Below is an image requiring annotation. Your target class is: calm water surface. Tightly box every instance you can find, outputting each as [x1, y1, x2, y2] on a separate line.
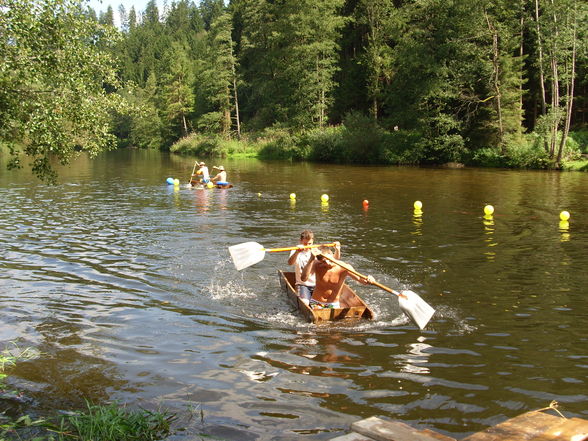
[1, 150, 587, 440]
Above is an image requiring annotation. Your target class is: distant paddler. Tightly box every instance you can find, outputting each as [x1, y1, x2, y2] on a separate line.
[190, 161, 210, 186]
[211, 165, 230, 187]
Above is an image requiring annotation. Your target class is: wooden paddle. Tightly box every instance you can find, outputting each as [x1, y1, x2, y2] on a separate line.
[318, 253, 435, 330]
[188, 160, 198, 185]
[229, 242, 337, 271]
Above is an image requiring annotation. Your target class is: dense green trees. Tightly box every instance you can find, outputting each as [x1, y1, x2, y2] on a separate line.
[0, 0, 126, 182]
[107, 0, 586, 166]
[2, 0, 587, 180]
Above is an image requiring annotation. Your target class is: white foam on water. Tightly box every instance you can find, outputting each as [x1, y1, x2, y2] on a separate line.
[209, 279, 257, 301]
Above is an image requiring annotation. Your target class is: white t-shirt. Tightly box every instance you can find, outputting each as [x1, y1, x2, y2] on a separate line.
[289, 249, 315, 287]
[199, 166, 210, 181]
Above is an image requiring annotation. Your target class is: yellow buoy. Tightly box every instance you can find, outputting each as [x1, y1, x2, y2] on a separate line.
[560, 210, 570, 221]
[257, 193, 262, 197]
[290, 193, 296, 200]
[321, 194, 329, 202]
[414, 200, 422, 210]
[484, 205, 494, 216]
[206, 181, 214, 188]
[173, 178, 180, 186]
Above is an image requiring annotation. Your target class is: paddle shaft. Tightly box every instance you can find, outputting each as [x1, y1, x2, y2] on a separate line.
[319, 253, 407, 299]
[266, 243, 336, 253]
[188, 160, 198, 184]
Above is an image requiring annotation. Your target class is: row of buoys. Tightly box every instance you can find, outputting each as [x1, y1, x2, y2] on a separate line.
[290, 193, 330, 202]
[287, 194, 572, 223]
[411, 200, 570, 222]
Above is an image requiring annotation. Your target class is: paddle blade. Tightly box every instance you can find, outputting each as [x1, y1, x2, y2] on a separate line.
[398, 290, 435, 330]
[229, 242, 266, 270]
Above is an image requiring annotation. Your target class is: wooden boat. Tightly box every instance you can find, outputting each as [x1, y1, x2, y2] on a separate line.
[278, 270, 374, 323]
[190, 181, 233, 189]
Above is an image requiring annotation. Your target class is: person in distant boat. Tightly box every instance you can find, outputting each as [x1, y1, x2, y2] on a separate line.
[301, 246, 373, 309]
[191, 162, 210, 186]
[288, 230, 340, 305]
[211, 165, 228, 186]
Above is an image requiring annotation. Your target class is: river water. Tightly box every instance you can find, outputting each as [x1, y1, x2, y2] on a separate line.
[1, 150, 587, 440]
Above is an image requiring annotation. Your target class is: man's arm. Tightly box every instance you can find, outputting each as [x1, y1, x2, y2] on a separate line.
[287, 245, 304, 265]
[301, 253, 317, 281]
[333, 241, 341, 259]
[344, 265, 374, 285]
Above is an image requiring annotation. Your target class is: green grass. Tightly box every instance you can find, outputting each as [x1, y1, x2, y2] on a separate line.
[169, 133, 261, 158]
[57, 401, 176, 441]
[0, 402, 177, 441]
[1, 344, 177, 441]
[562, 158, 588, 171]
[1, 343, 36, 385]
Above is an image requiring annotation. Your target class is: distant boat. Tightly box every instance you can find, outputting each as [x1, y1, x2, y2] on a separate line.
[190, 181, 233, 189]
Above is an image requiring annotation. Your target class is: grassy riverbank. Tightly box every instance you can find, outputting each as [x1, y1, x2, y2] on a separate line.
[0, 344, 178, 441]
[169, 122, 588, 171]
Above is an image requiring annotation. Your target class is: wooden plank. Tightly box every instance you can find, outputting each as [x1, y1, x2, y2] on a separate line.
[330, 433, 376, 441]
[544, 417, 588, 439]
[336, 412, 588, 441]
[351, 417, 444, 441]
[462, 411, 564, 441]
[419, 428, 458, 441]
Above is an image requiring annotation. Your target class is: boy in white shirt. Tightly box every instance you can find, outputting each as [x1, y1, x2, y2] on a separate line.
[287, 230, 340, 304]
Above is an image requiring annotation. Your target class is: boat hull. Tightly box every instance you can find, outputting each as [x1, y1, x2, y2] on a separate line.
[190, 182, 233, 189]
[278, 270, 374, 323]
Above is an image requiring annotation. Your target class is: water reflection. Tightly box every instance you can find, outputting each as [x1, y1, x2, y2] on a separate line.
[193, 188, 211, 212]
[559, 220, 570, 242]
[483, 214, 497, 261]
[412, 209, 423, 236]
[217, 188, 229, 211]
[2, 151, 588, 441]
[395, 336, 432, 374]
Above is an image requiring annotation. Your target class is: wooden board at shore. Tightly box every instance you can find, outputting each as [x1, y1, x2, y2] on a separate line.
[330, 411, 588, 441]
[462, 411, 588, 441]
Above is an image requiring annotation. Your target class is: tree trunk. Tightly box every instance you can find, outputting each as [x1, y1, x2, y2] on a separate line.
[556, 0, 577, 165]
[229, 33, 241, 139]
[232, 62, 241, 139]
[182, 113, 188, 135]
[519, 0, 525, 117]
[223, 86, 232, 139]
[485, 11, 504, 150]
[550, 58, 560, 158]
[534, 0, 548, 121]
[548, 0, 560, 159]
[317, 55, 325, 128]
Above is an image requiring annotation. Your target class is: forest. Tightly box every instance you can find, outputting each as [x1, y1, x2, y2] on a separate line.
[2, 0, 588, 182]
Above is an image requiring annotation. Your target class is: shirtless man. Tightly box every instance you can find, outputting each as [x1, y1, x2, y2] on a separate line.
[211, 165, 227, 183]
[301, 246, 373, 309]
[287, 230, 340, 305]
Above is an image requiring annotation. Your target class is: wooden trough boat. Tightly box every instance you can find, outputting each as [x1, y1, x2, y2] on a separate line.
[190, 182, 234, 189]
[278, 270, 374, 323]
